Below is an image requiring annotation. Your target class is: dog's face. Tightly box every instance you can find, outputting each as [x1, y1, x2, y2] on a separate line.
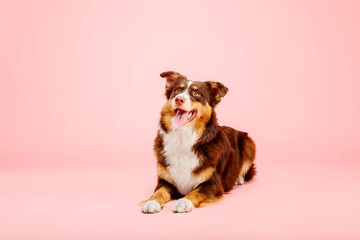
[159, 71, 228, 132]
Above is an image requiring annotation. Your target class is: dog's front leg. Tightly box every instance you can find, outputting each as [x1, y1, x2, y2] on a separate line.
[142, 180, 173, 214]
[172, 177, 223, 213]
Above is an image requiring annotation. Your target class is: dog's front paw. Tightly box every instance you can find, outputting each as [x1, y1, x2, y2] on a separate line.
[172, 198, 194, 213]
[142, 200, 161, 214]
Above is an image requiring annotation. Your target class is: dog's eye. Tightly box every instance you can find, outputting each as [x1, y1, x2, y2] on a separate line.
[175, 87, 181, 94]
[193, 91, 201, 97]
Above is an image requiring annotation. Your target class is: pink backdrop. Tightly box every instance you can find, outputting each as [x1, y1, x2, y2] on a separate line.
[0, 0, 359, 239]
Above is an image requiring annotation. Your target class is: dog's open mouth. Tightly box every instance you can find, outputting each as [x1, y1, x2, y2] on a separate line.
[171, 108, 197, 128]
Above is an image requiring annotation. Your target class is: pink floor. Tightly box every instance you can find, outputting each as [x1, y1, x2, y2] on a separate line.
[1, 156, 359, 240]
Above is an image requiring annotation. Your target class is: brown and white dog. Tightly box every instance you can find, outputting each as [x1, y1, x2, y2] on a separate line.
[142, 71, 256, 213]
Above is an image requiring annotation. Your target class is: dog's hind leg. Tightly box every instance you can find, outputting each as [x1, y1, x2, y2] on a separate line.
[235, 136, 256, 185]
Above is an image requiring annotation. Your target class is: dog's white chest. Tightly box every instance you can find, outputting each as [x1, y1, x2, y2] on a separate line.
[161, 127, 201, 196]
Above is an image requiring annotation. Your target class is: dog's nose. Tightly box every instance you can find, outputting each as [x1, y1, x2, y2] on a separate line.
[175, 96, 185, 105]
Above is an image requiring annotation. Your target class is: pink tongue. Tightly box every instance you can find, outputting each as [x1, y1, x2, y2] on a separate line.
[171, 111, 188, 128]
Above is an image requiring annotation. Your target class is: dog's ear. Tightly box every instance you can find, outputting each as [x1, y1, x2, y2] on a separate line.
[206, 81, 228, 104]
[160, 71, 186, 90]
[160, 71, 186, 98]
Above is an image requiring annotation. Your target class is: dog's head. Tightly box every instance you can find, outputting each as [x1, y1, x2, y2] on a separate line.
[159, 71, 228, 133]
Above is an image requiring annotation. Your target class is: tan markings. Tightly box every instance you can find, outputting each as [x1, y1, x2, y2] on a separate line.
[192, 85, 198, 90]
[170, 73, 180, 80]
[198, 195, 223, 208]
[146, 186, 171, 207]
[190, 102, 212, 137]
[161, 100, 174, 132]
[192, 167, 215, 183]
[240, 160, 252, 178]
[208, 81, 217, 88]
[180, 83, 185, 88]
[157, 162, 175, 185]
[184, 189, 207, 207]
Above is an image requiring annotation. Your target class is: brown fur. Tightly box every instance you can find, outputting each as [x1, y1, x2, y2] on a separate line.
[159, 100, 174, 133]
[142, 71, 256, 213]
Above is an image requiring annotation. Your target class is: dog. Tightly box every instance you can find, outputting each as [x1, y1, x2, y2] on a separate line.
[141, 71, 256, 213]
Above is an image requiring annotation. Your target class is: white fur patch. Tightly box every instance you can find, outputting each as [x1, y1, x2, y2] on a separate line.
[142, 200, 161, 213]
[171, 81, 193, 111]
[235, 176, 245, 185]
[161, 126, 202, 196]
[172, 198, 194, 213]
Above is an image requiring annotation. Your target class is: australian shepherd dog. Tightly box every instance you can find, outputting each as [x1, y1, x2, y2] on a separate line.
[142, 71, 256, 213]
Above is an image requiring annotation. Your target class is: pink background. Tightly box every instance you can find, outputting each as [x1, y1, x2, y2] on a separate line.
[0, 0, 359, 239]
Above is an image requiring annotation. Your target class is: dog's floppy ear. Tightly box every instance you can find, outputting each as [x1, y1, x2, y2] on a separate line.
[206, 81, 228, 104]
[160, 71, 186, 89]
[160, 71, 186, 99]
